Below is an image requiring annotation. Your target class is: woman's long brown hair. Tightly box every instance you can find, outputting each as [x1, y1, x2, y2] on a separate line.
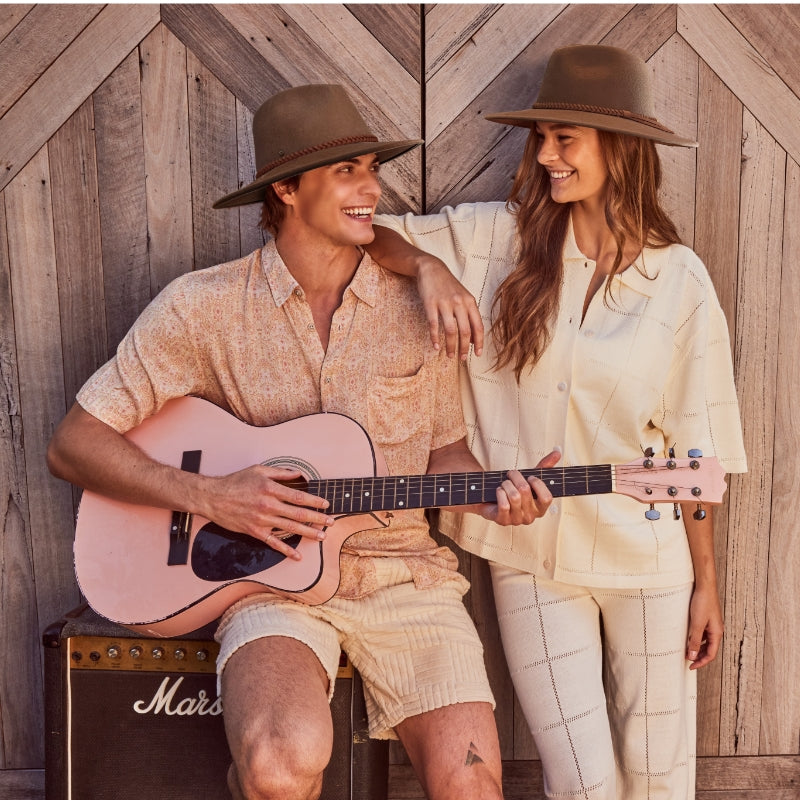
[491, 128, 683, 380]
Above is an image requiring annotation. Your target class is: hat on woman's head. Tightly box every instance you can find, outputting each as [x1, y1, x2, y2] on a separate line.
[485, 45, 697, 148]
[213, 84, 423, 209]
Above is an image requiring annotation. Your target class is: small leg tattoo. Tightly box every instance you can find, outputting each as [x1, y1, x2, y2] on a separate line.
[465, 741, 485, 767]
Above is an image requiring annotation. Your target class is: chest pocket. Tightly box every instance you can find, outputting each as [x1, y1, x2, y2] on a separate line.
[367, 361, 435, 473]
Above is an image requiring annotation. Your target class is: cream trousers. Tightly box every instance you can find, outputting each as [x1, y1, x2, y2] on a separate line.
[491, 564, 696, 800]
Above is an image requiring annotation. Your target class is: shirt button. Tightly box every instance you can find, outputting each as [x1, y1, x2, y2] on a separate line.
[324, 377, 332, 384]
[557, 381, 567, 391]
[543, 559, 552, 570]
[307, 323, 315, 330]
[294, 288, 302, 297]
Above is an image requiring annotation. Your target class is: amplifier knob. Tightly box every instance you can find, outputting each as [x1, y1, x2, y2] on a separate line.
[129, 646, 142, 659]
[174, 648, 186, 660]
[195, 648, 209, 662]
[107, 646, 121, 659]
[151, 647, 165, 660]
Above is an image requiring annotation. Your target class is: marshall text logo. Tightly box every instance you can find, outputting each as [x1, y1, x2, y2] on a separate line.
[133, 676, 223, 716]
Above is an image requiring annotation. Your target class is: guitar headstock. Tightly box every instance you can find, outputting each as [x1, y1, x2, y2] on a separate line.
[614, 453, 727, 519]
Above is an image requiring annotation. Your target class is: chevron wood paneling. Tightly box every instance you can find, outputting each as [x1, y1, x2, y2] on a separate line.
[0, 5, 798, 797]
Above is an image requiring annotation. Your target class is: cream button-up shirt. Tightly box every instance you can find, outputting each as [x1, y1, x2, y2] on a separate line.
[376, 203, 747, 588]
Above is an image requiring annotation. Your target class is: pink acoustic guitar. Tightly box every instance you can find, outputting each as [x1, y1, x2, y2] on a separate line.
[73, 396, 728, 637]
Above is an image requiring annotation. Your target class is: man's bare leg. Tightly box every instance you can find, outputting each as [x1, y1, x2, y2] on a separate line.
[396, 701, 503, 800]
[222, 636, 332, 800]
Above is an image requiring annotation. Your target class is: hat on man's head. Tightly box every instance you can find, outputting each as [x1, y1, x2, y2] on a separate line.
[485, 45, 697, 148]
[213, 84, 422, 209]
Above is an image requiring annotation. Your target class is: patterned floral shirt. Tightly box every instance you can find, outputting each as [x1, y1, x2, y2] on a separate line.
[77, 240, 468, 598]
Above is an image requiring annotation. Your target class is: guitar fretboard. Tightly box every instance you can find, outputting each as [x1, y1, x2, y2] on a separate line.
[307, 465, 615, 515]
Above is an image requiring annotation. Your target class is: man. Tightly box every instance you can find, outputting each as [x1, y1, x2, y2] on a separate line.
[47, 84, 554, 800]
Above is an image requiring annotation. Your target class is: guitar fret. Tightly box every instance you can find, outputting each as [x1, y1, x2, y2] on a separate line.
[318, 465, 619, 514]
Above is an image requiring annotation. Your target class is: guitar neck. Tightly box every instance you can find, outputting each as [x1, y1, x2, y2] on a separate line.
[307, 465, 614, 515]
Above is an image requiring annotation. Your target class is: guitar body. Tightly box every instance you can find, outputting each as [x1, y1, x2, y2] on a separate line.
[74, 397, 389, 637]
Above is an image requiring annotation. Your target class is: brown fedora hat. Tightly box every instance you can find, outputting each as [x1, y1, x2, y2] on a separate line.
[214, 84, 422, 209]
[485, 45, 697, 148]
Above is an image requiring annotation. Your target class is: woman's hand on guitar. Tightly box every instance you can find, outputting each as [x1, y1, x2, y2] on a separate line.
[199, 464, 334, 561]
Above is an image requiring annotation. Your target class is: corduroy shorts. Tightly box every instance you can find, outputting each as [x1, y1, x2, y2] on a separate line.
[491, 563, 697, 800]
[216, 557, 495, 740]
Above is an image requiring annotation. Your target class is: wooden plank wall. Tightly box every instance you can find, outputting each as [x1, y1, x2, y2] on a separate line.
[0, 5, 798, 798]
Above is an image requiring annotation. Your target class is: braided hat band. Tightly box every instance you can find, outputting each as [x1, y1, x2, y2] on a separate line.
[255, 136, 379, 179]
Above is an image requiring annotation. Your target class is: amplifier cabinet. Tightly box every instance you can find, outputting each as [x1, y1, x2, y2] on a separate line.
[44, 605, 388, 800]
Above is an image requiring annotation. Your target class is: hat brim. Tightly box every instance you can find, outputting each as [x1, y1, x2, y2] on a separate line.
[213, 139, 423, 209]
[485, 108, 697, 148]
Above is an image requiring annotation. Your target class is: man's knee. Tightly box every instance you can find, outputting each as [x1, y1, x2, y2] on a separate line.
[229, 710, 332, 800]
[230, 735, 329, 800]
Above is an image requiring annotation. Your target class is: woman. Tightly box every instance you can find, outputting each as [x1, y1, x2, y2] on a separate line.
[368, 45, 747, 799]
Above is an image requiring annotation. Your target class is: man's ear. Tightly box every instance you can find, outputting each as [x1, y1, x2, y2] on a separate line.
[272, 181, 294, 206]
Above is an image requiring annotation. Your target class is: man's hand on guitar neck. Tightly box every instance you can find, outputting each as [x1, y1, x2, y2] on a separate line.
[47, 403, 335, 562]
[427, 439, 558, 526]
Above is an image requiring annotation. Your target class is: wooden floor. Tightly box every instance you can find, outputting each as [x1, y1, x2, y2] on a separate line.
[5, 756, 797, 799]
[389, 757, 800, 799]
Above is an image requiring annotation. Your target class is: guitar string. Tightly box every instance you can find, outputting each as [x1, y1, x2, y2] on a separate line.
[308, 463, 711, 513]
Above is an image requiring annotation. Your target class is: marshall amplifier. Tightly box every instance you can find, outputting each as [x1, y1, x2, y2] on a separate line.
[44, 604, 388, 799]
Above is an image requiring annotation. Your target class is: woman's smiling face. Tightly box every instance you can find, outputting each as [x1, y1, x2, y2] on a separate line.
[535, 122, 608, 208]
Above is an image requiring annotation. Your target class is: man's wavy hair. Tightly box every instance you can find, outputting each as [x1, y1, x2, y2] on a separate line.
[491, 128, 682, 380]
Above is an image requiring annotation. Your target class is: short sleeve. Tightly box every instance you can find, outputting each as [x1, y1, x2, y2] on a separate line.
[658, 268, 747, 474]
[77, 279, 206, 433]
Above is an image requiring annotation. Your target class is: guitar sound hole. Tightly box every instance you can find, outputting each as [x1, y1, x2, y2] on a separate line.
[191, 522, 302, 581]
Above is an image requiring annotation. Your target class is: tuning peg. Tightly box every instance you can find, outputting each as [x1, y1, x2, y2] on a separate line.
[669, 446, 676, 458]
[688, 449, 703, 458]
[646, 505, 661, 521]
[693, 504, 706, 521]
[673, 504, 681, 521]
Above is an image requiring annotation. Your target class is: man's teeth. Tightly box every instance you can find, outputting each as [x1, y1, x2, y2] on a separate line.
[344, 207, 373, 216]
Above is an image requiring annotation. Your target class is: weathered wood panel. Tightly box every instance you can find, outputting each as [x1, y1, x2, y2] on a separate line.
[0, 4, 103, 119]
[140, 23, 194, 294]
[3, 150, 75, 768]
[48, 98, 107, 409]
[723, 113, 784, 757]
[187, 49, 241, 271]
[678, 4, 800, 166]
[0, 4, 160, 191]
[692, 61, 743, 758]
[0, 4, 798, 796]
[0, 5, 35, 42]
[763, 156, 800, 755]
[93, 50, 152, 354]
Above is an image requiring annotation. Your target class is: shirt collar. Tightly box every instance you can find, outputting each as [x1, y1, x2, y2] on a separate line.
[262, 240, 380, 308]
[564, 216, 664, 298]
